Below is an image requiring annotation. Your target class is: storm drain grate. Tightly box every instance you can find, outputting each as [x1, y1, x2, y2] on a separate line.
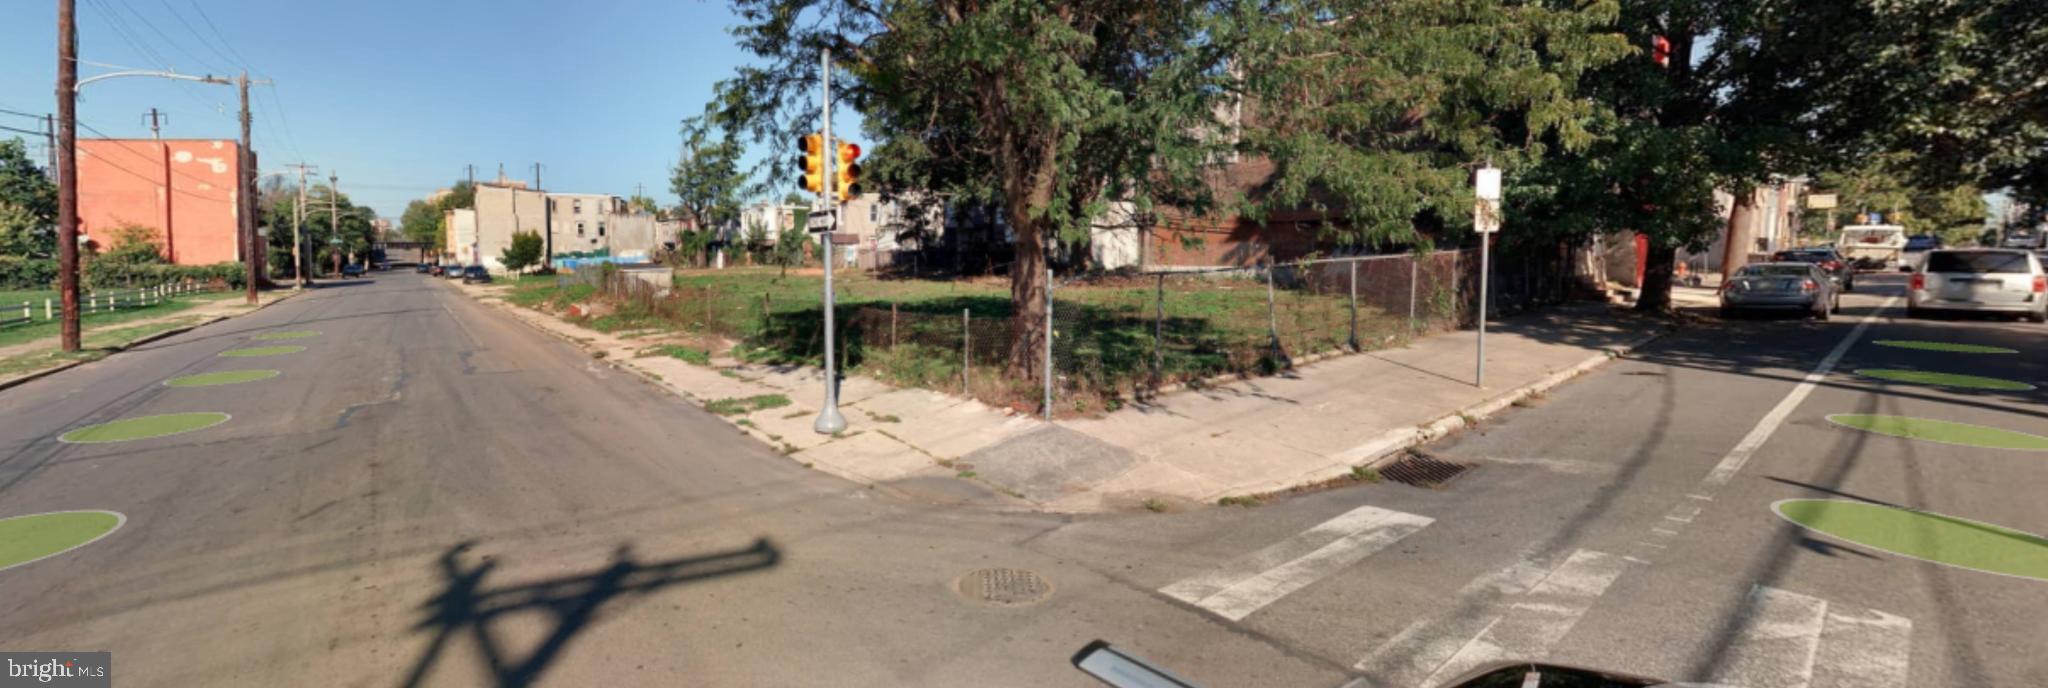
[955, 568, 1053, 606]
[1380, 452, 1474, 489]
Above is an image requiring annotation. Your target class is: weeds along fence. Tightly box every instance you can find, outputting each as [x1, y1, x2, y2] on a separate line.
[564, 246, 1574, 417]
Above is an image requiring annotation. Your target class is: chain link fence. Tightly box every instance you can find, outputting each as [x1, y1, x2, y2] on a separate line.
[551, 245, 1575, 419]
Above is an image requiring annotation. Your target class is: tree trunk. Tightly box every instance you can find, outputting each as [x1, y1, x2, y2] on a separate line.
[1720, 191, 1757, 283]
[1002, 130, 1059, 384]
[1637, 242, 1677, 312]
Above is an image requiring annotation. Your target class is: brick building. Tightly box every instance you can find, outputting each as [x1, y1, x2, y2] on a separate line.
[76, 138, 250, 265]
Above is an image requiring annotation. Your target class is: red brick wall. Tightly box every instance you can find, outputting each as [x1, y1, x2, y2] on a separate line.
[77, 139, 244, 265]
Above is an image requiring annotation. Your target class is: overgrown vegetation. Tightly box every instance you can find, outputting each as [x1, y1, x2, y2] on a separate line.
[705, 394, 793, 416]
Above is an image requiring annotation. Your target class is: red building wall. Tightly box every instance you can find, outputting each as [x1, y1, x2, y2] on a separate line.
[77, 138, 246, 265]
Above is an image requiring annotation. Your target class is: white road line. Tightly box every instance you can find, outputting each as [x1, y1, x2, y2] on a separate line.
[1161, 504, 1433, 621]
[1357, 550, 1631, 686]
[1811, 607, 1913, 688]
[1702, 298, 1897, 489]
[1707, 586, 1830, 688]
[1353, 555, 1555, 682]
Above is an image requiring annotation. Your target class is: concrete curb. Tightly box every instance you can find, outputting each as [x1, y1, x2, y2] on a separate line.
[0, 289, 300, 393]
[1223, 323, 1676, 502]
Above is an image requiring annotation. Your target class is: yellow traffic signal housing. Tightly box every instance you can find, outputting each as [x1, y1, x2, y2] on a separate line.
[834, 141, 862, 202]
[796, 133, 826, 193]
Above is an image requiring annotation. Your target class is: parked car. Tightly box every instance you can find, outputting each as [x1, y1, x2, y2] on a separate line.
[415, 263, 433, 274]
[442, 265, 468, 279]
[375, 261, 392, 271]
[460, 266, 493, 284]
[1770, 247, 1854, 292]
[1835, 224, 1907, 271]
[1907, 249, 2048, 322]
[340, 263, 366, 278]
[1901, 234, 1942, 272]
[1720, 262, 1840, 320]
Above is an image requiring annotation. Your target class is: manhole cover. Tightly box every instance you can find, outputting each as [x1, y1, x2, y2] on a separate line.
[1381, 452, 1473, 489]
[955, 568, 1052, 606]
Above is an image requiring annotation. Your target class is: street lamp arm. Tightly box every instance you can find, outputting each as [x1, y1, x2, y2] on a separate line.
[75, 70, 232, 91]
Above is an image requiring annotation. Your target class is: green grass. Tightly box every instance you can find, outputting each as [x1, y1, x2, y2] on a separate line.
[655, 345, 712, 365]
[0, 291, 236, 348]
[83, 317, 204, 349]
[513, 266, 1407, 414]
[0, 349, 103, 377]
[0, 289, 56, 305]
[705, 394, 794, 416]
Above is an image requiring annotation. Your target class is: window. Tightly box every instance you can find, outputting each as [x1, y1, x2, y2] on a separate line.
[573, 199, 582, 214]
[870, 205, 878, 223]
[576, 222, 585, 236]
[1928, 251, 2030, 274]
[597, 223, 606, 237]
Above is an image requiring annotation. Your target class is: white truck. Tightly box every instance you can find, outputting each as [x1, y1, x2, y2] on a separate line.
[1836, 224, 1908, 271]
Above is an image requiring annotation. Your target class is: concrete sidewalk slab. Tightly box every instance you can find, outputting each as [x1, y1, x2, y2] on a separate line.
[958, 425, 1137, 503]
[453, 277, 1668, 514]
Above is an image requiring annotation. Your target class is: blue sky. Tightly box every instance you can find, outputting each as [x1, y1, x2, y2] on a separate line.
[0, 0, 826, 218]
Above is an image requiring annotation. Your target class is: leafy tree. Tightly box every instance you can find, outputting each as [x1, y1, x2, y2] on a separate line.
[0, 139, 55, 259]
[627, 194, 664, 219]
[774, 225, 808, 276]
[1876, 1, 2048, 202]
[101, 223, 165, 265]
[718, 0, 1255, 379]
[744, 218, 772, 264]
[501, 230, 544, 274]
[672, 114, 747, 232]
[437, 180, 476, 211]
[1510, 0, 1908, 310]
[400, 200, 442, 254]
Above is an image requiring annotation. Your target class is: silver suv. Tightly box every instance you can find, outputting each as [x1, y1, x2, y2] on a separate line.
[1908, 249, 2048, 322]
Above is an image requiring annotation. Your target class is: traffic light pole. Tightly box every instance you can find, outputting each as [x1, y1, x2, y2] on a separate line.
[814, 48, 847, 434]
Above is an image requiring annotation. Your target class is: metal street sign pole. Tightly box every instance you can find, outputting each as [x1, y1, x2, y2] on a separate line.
[1474, 163, 1502, 389]
[813, 48, 847, 434]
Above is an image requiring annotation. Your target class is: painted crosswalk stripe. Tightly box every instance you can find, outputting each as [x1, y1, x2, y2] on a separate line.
[1160, 504, 1432, 621]
[1355, 549, 1631, 686]
[1708, 585, 1912, 688]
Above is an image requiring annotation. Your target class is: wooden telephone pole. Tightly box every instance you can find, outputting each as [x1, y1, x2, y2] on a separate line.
[56, 0, 80, 351]
[147, 108, 175, 262]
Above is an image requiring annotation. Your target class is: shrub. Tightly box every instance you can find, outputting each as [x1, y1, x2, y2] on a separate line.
[0, 256, 57, 289]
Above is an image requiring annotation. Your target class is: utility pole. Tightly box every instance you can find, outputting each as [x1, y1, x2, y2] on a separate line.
[147, 107, 175, 262]
[329, 172, 340, 277]
[814, 47, 847, 434]
[285, 163, 316, 287]
[535, 162, 550, 269]
[238, 72, 258, 304]
[56, 0, 80, 352]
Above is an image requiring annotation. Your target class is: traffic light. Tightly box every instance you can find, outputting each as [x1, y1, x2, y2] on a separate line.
[834, 141, 862, 203]
[796, 133, 826, 193]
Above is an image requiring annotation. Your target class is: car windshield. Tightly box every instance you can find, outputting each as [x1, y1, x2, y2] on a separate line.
[1927, 252, 2031, 273]
[1740, 265, 1811, 277]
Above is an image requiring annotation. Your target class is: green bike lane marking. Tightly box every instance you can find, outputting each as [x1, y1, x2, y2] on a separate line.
[1774, 499, 2048, 582]
[1827, 414, 2048, 451]
[0, 511, 126, 573]
[59, 412, 231, 444]
[219, 345, 305, 357]
[252, 330, 319, 341]
[1855, 369, 2036, 391]
[164, 370, 281, 387]
[1872, 340, 2018, 354]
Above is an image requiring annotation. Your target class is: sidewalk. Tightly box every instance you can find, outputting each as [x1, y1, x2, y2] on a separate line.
[456, 280, 1670, 512]
[0, 289, 298, 389]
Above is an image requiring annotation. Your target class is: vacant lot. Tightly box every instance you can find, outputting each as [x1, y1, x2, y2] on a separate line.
[506, 266, 1425, 414]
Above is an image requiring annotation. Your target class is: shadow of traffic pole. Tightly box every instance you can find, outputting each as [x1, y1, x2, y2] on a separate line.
[400, 537, 781, 688]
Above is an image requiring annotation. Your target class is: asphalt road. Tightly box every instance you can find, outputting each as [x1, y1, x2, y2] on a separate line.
[3, 270, 2042, 687]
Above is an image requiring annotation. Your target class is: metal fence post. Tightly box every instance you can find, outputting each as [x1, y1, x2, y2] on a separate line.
[891, 302, 899, 348]
[1347, 260, 1359, 350]
[1043, 269, 1053, 420]
[962, 308, 970, 396]
[1152, 273, 1164, 390]
[1265, 260, 1284, 364]
[1408, 254, 1418, 329]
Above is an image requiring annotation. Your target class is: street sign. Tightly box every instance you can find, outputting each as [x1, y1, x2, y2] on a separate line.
[1806, 193, 1838, 210]
[806, 211, 837, 232]
[1474, 198, 1502, 234]
[825, 232, 859, 244]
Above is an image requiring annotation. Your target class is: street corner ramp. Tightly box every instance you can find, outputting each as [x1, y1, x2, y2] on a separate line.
[960, 425, 1136, 503]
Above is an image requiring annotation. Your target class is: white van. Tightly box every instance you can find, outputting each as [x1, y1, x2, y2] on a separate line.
[1836, 224, 1907, 271]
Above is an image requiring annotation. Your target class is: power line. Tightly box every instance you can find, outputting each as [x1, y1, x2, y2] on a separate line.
[186, 1, 254, 71]
[158, 0, 240, 72]
[110, 0, 221, 74]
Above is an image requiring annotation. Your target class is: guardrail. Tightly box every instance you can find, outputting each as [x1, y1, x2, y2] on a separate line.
[0, 280, 223, 330]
